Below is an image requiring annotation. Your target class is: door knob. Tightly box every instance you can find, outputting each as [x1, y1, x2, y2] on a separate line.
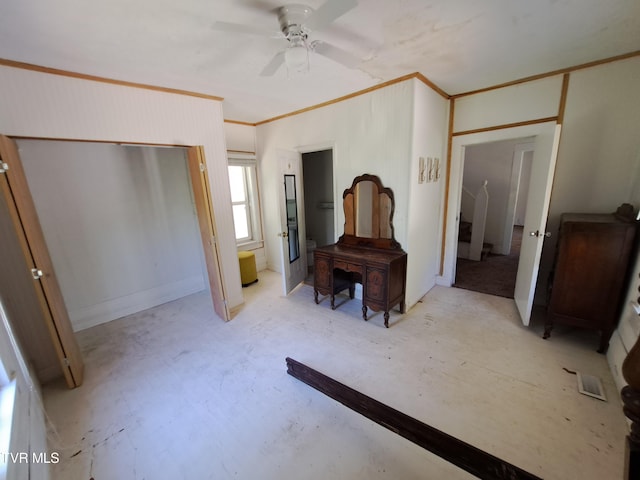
[529, 230, 551, 238]
[278, 231, 289, 238]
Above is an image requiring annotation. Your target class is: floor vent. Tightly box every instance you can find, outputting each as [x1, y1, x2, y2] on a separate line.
[576, 372, 607, 401]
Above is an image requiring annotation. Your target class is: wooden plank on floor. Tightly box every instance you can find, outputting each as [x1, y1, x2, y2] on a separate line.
[286, 357, 542, 480]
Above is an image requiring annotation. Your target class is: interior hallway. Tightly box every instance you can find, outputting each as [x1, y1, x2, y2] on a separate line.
[43, 270, 627, 479]
[454, 226, 523, 298]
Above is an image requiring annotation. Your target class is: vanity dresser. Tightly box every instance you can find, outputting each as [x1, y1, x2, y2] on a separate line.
[313, 174, 407, 327]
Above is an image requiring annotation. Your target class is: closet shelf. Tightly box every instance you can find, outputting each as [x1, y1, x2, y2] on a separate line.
[317, 202, 334, 209]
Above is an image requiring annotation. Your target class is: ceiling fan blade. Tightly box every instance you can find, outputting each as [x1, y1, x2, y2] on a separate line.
[239, 0, 279, 13]
[312, 41, 360, 69]
[306, 0, 358, 31]
[260, 51, 285, 76]
[212, 21, 278, 37]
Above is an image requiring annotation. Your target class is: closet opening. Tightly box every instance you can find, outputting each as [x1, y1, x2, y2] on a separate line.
[17, 139, 225, 336]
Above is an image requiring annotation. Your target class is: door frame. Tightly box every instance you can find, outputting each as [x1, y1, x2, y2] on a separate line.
[297, 142, 337, 246]
[442, 122, 560, 289]
[277, 142, 336, 293]
[1, 136, 229, 387]
[277, 148, 307, 295]
[503, 142, 535, 255]
[301, 147, 335, 276]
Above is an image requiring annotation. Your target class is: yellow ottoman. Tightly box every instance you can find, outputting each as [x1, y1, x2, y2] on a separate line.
[238, 251, 258, 287]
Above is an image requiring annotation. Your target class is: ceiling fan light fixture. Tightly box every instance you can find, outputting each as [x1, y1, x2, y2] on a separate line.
[284, 35, 309, 75]
[223, 1, 360, 77]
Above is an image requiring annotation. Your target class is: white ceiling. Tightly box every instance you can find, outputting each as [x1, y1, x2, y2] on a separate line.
[1, 0, 639, 124]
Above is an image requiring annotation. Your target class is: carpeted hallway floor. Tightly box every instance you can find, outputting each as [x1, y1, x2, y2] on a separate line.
[454, 225, 522, 298]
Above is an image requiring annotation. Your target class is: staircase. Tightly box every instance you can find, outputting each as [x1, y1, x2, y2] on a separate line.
[457, 181, 492, 261]
[458, 220, 492, 260]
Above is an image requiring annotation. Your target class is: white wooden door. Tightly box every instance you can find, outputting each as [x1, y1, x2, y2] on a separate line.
[186, 146, 229, 320]
[0, 135, 84, 387]
[277, 149, 307, 295]
[514, 124, 562, 325]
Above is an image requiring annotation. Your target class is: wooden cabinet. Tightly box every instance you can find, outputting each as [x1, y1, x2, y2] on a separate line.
[313, 244, 407, 328]
[545, 211, 638, 352]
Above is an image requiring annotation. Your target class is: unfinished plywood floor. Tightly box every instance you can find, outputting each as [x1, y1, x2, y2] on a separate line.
[43, 270, 628, 479]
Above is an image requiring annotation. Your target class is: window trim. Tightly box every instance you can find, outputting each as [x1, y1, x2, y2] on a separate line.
[228, 153, 264, 250]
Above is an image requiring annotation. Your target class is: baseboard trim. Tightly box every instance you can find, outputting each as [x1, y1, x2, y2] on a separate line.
[37, 364, 62, 384]
[71, 275, 205, 331]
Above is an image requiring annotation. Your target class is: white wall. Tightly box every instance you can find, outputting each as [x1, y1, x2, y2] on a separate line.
[257, 80, 414, 275]
[539, 57, 640, 293]
[0, 65, 243, 317]
[406, 80, 449, 305]
[453, 75, 563, 132]
[19, 141, 206, 331]
[257, 78, 448, 309]
[223, 122, 256, 153]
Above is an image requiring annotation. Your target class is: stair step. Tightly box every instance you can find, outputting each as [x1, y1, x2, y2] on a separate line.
[458, 221, 472, 242]
[481, 243, 493, 260]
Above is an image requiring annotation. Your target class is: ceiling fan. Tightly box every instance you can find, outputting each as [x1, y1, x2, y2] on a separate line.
[212, 0, 360, 76]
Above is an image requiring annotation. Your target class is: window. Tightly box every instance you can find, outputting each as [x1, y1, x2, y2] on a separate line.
[228, 155, 263, 249]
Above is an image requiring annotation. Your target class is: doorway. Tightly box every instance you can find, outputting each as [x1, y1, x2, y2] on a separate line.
[453, 137, 534, 298]
[17, 139, 222, 331]
[301, 149, 334, 284]
[443, 121, 561, 325]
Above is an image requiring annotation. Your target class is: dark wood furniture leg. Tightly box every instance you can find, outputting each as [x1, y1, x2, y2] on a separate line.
[384, 311, 389, 328]
[599, 329, 614, 354]
[314, 289, 319, 304]
[542, 318, 553, 339]
[362, 304, 368, 321]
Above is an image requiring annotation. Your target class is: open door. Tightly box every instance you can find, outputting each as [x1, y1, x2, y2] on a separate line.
[0, 135, 83, 388]
[186, 146, 229, 321]
[277, 149, 306, 295]
[514, 124, 562, 325]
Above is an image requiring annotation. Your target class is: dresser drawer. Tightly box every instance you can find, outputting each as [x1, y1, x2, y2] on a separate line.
[333, 259, 363, 275]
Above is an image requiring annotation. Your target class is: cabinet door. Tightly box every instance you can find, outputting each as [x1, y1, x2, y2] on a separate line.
[365, 266, 387, 304]
[314, 255, 332, 290]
